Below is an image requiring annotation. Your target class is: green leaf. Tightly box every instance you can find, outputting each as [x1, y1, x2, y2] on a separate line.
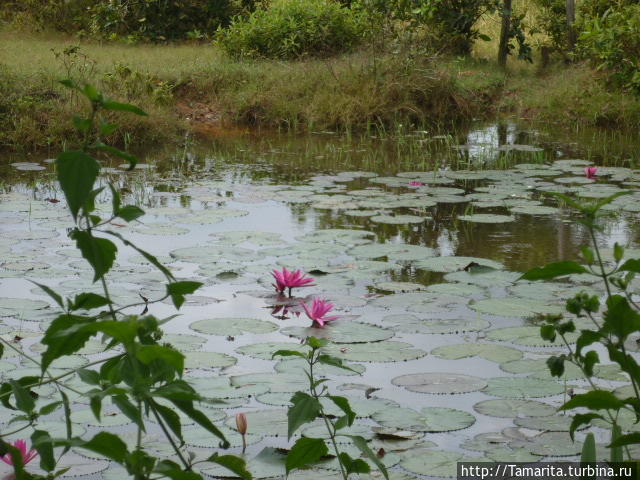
[112, 395, 144, 431]
[31, 282, 64, 308]
[307, 336, 329, 349]
[60, 390, 72, 454]
[92, 142, 138, 170]
[611, 424, 623, 462]
[345, 434, 389, 480]
[286, 437, 328, 474]
[288, 392, 321, 440]
[82, 84, 101, 102]
[569, 413, 603, 440]
[90, 395, 102, 422]
[619, 259, 640, 274]
[154, 460, 202, 480]
[39, 401, 63, 416]
[272, 349, 307, 360]
[116, 205, 145, 222]
[317, 355, 360, 374]
[72, 115, 92, 132]
[70, 230, 117, 282]
[540, 325, 557, 343]
[105, 230, 175, 281]
[520, 261, 589, 281]
[32, 430, 55, 472]
[10, 380, 35, 413]
[137, 345, 185, 373]
[70, 292, 111, 311]
[170, 400, 227, 445]
[59, 78, 78, 90]
[78, 432, 128, 463]
[153, 402, 183, 443]
[603, 295, 640, 341]
[206, 453, 252, 480]
[580, 246, 595, 264]
[109, 183, 121, 216]
[546, 355, 565, 377]
[56, 151, 100, 220]
[99, 121, 119, 136]
[151, 381, 199, 402]
[614, 243, 625, 263]
[77, 369, 100, 385]
[561, 390, 625, 412]
[576, 330, 602, 355]
[339, 452, 370, 475]
[609, 432, 640, 449]
[583, 350, 599, 377]
[327, 396, 355, 428]
[102, 99, 148, 116]
[167, 281, 203, 309]
[581, 432, 597, 467]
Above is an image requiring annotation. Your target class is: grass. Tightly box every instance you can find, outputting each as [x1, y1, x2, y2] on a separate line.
[1, 28, 639, 152]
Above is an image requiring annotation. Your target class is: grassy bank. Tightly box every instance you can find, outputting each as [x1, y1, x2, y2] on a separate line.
[1, 30, 639, 152]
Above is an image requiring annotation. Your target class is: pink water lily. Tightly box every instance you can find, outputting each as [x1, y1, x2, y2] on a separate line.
[584, 166, 598, 179]
[1, 440, 38, 466]
[300, 298, 339, 328]
[408, 181, 425, 187]
[272, 267, 315, 296]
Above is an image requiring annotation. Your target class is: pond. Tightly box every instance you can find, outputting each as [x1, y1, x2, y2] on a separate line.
[1, 121, 639, 479]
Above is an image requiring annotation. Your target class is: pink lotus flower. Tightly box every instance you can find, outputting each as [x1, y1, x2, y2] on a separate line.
[1, 440, 38, 466]
[408, 181, 425, 187]
[584, 167, 598, 179]
[272, 267, 315, 296]
[300, 298, 339, 328]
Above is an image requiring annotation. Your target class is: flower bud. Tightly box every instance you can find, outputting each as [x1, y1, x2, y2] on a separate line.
[235, 413, 248, 435]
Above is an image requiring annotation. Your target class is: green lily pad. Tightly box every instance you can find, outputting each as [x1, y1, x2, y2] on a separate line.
[382, 314, 490, 334]
[231, 372, 308, 393]
[223, 409, 292, 437]
[514, 414, 574, 431]
[392, 372, 487, 394]
[484, 377, 564, 398]
[458, 214, 515, 223]
[349, 243, 435, 261]
[511, 205, 561, 215]
[431, 343, 523, 363]
[511, 431, 583, 456]
[487, 325, 578, 346]
[500, 358, 585, 380]
[322, 341, 426, 362]
[274, 358, 365, 376]
[374, 282, 427, 293]
[473, 399, 556, 418]
[370, 214, 428, 224]
[280, 320, 393, 344]
[471, 298, 564, 318]
[236, 342, 307, 360]
[184, 352, 237, 370]
[70, 407, 132, 426]
[400, 449, 488, 477]
[203, 447, 286, 479]
[372, 407, 475, 432]
[190, 317, 279, 335]
[184, 424, 263, 449]
[415, 256, 503, 273]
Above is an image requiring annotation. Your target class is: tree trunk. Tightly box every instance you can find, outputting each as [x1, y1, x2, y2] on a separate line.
[498, 0, 512, 68]
[566, 0, 576, 52]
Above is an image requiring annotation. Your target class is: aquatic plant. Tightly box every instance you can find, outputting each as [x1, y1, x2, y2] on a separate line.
[274, 337, 389, 479]
[522, 190, 640, 461]
[301, 298, 340, 328]
[584, 166, 597, 179]
[0, 440, 38, 466]
[0, 82, 251, 480]
[271, 267, 315, 296]
[235, 413, 248, 454]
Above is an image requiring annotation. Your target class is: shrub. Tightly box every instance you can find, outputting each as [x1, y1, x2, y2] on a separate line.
[216, 0, 365, 59]
[88, 0, 243, 41]
[578, 4, 640, 94]
[0, 0, 96, 32]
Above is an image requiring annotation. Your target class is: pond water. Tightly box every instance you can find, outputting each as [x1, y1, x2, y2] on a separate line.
[1, 122, 640, 479]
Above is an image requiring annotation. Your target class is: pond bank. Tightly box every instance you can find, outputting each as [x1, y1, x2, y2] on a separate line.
[2, 31, 640, 152]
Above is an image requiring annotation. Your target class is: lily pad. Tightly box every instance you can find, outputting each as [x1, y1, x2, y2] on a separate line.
[392, 372, 487, 394]
[415, 256, 503, 273]
[487, 325, 578, 346]
[471, 298, 564, 318]
[372, 407, 475, 432]
[400, 449, 488, 477]
[236, 342, 307, 360]
[458, 214, 515, 223]
[184, 352, 237, 370]
[382, 314, 490, 334]
[322, 341, 426, 362]
[511, 431, 583, 456]
[473, 399, 556, 418]
[483, 377, 564, 398]
[281, 320, 393, 344]
[190, 317, 279, 336]
[431, 343, 522, 363]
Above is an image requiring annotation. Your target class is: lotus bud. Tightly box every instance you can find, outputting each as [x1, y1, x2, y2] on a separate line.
[235, 413, 248, 435]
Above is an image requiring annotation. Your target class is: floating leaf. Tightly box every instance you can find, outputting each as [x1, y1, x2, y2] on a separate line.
[392, 372, 487, 394]
[190, 317, 278, 336]
[281, 320, 392, 344]
[372, 407, 475, 432]
[431, 344, 522, 363]
[473, 399, 556, 418]
[483, 377, 564, 398]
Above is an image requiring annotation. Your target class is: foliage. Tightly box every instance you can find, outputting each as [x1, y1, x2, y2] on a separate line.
[216, 0, 365, 59]
[522, 190, 640, 460]
[88, 0, 242, 41]
[0, 83, 250, 480]
[274, 337, 389, 479]
[531, 0, 569, 52]
[578, 4, 640, 94]
[0, 0, 95, 33]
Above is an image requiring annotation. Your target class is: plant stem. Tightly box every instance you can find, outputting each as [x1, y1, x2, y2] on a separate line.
[149, 401, 190, 470]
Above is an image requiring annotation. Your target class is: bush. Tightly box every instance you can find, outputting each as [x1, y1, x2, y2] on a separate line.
[578, 4, 640, 94]
[88, 0, 243, 41]
[0, 0, 96, 32]
[217, 0, 365, 59]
